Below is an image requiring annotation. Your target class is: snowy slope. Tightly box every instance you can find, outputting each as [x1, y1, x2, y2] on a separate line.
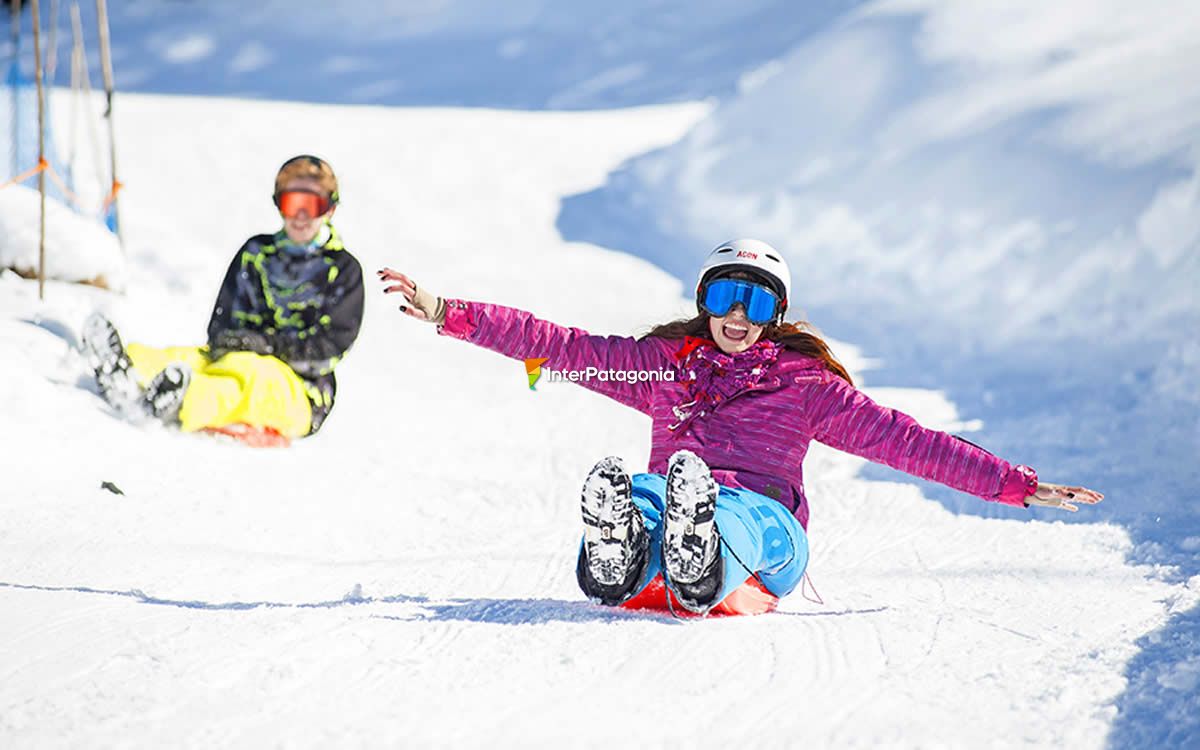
[557, 2, 1200, 526]
[556, 6, 1200, 741]
[0, 93, 1195, 748]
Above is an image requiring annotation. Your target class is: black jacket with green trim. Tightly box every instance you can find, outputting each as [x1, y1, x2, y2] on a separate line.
[206, 224, 364, 433]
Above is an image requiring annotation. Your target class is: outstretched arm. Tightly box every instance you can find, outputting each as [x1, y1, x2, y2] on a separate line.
[807, 373, 1102, 512]
[378, 268, 670, 413]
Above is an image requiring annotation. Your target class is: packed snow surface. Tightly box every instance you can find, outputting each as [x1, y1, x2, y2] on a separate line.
[0, 93, 1193, 748]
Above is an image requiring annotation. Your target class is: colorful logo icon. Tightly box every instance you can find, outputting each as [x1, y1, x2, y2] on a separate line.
[524, 358, 549, 390]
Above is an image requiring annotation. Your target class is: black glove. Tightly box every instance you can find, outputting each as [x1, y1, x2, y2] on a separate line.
[285, 358, 330, 379]
[209, 329, 276, 358]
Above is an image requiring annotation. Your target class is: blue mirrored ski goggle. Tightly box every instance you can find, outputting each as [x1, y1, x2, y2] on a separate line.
[699, 278, 782, 324]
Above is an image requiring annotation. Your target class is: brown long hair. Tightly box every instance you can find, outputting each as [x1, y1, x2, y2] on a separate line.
[642, 313, 853, 385]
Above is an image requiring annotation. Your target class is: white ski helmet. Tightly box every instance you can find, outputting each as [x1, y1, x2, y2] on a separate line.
[696, 239, 792, 322]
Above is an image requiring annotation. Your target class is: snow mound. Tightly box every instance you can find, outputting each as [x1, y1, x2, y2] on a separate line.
[0, 184, 125, 290]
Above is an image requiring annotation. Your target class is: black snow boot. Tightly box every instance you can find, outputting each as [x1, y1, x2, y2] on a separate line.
[142, 363, 192, 425]
[663, 449, 724, 613]
[82, 312, 143, 413]
[576, 456, 649, 606]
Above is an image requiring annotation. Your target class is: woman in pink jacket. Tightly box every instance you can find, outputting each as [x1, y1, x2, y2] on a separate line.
[378, 239, 1101, 617]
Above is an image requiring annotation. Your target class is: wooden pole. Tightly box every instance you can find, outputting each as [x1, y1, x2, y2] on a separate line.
[69, 2, 102, 203]
[94, 0, 121, 247]
[9, 0, 19, 179]
[45, 0, 59, 80]
[9, 1, 18, 51]
[32, 0, 47, 301]
[67, 0, 80, 176]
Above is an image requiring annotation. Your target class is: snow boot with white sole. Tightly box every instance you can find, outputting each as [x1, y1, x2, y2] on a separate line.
[82, 313, 144, 414]
[663, 449, 724, 612]
[576, 456, 649, 605]
[142, 362, 192, 425]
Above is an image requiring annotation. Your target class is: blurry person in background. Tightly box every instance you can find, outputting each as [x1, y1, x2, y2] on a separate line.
[82, 155, 364, 446]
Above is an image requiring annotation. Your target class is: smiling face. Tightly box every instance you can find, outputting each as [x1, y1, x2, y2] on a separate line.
[279, 176, 335, 244]
[708, 305, 765, 354]
[701, 269, 774, 353]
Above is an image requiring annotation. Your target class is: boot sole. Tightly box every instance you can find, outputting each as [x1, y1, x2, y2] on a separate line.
[144, 365, 192, 422]
[580, 456, 641, 586]
[663, 450, 720, 585]
[82, 314, 141, 410]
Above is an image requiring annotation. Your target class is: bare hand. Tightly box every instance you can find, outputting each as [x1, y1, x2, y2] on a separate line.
[377, 268, 445, 324]
[1027, 482, 1104, 513]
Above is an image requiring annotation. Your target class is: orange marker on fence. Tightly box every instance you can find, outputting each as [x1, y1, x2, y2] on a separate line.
[0, 157, 49, 192]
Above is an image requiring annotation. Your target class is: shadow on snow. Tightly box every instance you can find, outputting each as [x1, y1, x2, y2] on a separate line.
[0, 580, 889, 626]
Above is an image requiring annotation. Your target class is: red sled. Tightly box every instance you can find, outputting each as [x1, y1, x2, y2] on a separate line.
[202, 423, 292, 448]
[620, 574, 778, 617]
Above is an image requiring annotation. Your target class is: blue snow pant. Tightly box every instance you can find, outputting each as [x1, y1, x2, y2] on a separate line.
[579, 473, 809, 606]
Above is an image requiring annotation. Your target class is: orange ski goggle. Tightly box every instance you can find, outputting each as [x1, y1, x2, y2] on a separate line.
[274, 189, 333, 218]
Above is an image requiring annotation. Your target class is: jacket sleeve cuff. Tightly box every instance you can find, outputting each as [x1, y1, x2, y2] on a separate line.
[437, 298, 477, 341]
[996, 464, 1038, 507]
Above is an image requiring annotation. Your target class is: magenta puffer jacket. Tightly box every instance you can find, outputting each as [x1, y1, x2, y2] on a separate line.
[438, 299, 1038, 528]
